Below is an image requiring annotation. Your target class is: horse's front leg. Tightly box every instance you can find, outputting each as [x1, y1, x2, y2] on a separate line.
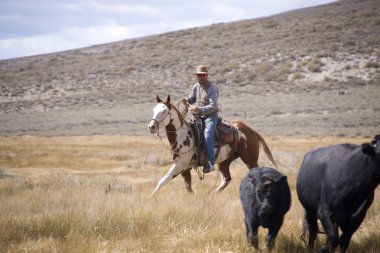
[150, 163, 182, 197]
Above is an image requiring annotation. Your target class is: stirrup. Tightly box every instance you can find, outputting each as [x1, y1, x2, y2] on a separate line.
[203, 162, 215, 173]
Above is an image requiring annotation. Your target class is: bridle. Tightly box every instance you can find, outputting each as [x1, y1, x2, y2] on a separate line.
[151, 106, 171, 134]
[151, 103, 194, 155]
[151, 102, 191, 135]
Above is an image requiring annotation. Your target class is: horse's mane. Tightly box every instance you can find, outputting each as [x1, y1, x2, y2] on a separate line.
[171, 100, 188, 126]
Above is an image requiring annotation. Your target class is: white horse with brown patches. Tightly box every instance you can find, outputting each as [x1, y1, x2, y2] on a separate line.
[148, 95, 277, 196]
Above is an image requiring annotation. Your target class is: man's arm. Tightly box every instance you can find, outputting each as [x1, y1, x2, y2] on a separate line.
[186, 84, 197, 105]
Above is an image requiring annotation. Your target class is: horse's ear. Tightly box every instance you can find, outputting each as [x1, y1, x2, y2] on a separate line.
[156, 94, 162, 103]
[166, 95, 171, 104]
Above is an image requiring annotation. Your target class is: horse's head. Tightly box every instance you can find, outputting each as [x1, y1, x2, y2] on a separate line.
[148, 95, 172, 134]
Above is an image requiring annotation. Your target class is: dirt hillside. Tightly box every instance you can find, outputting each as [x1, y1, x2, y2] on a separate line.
[0, 0, 379, 137]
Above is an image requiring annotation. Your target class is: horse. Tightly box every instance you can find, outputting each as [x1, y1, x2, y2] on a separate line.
[148, 95, 277, 196]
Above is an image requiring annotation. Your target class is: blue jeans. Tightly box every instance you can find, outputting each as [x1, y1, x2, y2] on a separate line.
[202, 114, 218, 166]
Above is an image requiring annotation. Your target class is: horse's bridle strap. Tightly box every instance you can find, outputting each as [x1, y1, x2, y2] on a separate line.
[151, 108, 171, 133]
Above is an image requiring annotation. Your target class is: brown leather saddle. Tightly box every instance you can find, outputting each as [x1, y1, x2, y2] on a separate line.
[189, 117, 239, 167]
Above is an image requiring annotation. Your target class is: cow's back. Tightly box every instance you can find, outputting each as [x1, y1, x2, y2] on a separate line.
[296, 137, 380, 253]
[296, 144, 358, 209]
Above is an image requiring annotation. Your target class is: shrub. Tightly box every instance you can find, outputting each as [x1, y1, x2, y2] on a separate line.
[221, 62, 235, 73]
[296, 58, 310, 69]
[307, 58, 323, 72]
[365, 61, 379, 68]
[0, 168, 12, 178]
[277, 63, 293, 75]
[290, 73, 305, 81]
[308, 63, 321, 72]
[342, 38, 355, 47]
[344, 64, 352, 70]
[255, 62, 272, 75]
[263, 20, 279, 29]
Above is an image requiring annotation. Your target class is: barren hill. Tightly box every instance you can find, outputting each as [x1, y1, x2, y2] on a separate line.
[0, 0, 379, 137]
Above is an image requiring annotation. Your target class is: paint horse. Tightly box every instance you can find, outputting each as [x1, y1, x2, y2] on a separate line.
[148, 95, 277, 196]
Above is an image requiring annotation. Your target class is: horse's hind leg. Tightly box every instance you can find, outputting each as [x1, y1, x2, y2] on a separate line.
[239, 142, 259, 169]
[181, 169, 193, 193]
[215, 158, 233, 192]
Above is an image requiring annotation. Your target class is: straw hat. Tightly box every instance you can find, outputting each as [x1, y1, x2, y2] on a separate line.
[193, 65, 210, 75]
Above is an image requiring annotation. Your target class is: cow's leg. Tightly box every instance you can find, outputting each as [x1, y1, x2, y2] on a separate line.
[266, 218, 283, 250]
[339, 193, 374, 253]
[245, 219, 259, 249]
[318, 204, 338, 253]
[304, 208, 318, 250]
[150, 163, 181, 196]
[215, 158, 233, 192]
[180, 168, 193, 193]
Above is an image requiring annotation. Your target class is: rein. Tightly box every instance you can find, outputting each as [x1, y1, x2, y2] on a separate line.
[153, 106, 193, 155]
[151, 108, 171, 133]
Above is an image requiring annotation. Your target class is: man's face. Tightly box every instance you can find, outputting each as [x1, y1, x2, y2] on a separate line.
[197, 74, 208, 85]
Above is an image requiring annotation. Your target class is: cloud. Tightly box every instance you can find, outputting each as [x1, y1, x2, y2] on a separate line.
[210, 5, 248, 21]
[0, 0, 336, 60]
[0, 24, 134, 59]
[0, 22, 180, 59]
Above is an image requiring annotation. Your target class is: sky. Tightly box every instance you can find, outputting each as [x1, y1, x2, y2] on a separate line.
[0, 0, 335, 60]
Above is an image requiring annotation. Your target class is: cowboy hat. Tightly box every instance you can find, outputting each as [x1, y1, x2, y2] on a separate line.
[193, 65, 211, 75]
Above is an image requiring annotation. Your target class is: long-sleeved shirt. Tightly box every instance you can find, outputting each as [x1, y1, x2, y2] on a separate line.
[187, 82, 219, 117]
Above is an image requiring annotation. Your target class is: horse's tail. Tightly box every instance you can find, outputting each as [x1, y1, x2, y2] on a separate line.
[256, 131, 278, 169]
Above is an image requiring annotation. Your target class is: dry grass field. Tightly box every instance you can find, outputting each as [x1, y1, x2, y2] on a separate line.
[1, 135, 379, 253]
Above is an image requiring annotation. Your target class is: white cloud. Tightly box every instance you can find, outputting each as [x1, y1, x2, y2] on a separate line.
[0, 22, 183, 59]
[90, 3, 162, 16]
[210, 5, 248, 21]
[0, 0, 336, 60]
[0, 24, 137, 59]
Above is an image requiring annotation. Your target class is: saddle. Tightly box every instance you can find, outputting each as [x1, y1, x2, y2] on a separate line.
[189, 117, 239, 167]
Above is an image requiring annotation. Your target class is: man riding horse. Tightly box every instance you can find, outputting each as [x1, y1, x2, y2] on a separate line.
[148, 67, 277, 195]
[185, 65, 219, 173]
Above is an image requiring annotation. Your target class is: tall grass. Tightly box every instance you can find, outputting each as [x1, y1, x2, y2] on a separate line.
[0, 136, 379, 252]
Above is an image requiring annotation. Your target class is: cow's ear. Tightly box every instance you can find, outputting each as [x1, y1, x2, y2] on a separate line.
[263, 179, 274, 186]
[273, 175, 286, 183]
[362, 143, 374, 156]
[261, 176, 274, 186]
[248, 171, 258, 183]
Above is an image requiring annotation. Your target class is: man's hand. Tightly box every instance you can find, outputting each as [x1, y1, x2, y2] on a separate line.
[189, 105, 200, 113]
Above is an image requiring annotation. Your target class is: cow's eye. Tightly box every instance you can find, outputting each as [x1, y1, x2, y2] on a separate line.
[263, 184, 271, 191]
[259, 187, 270, 197]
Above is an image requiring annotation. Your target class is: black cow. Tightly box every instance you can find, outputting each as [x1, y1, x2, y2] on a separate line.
[240, 167, 291, 250]
[296, 135, 380, 253]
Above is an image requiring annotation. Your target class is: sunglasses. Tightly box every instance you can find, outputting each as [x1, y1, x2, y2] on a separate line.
[197, 74, 207, 77]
